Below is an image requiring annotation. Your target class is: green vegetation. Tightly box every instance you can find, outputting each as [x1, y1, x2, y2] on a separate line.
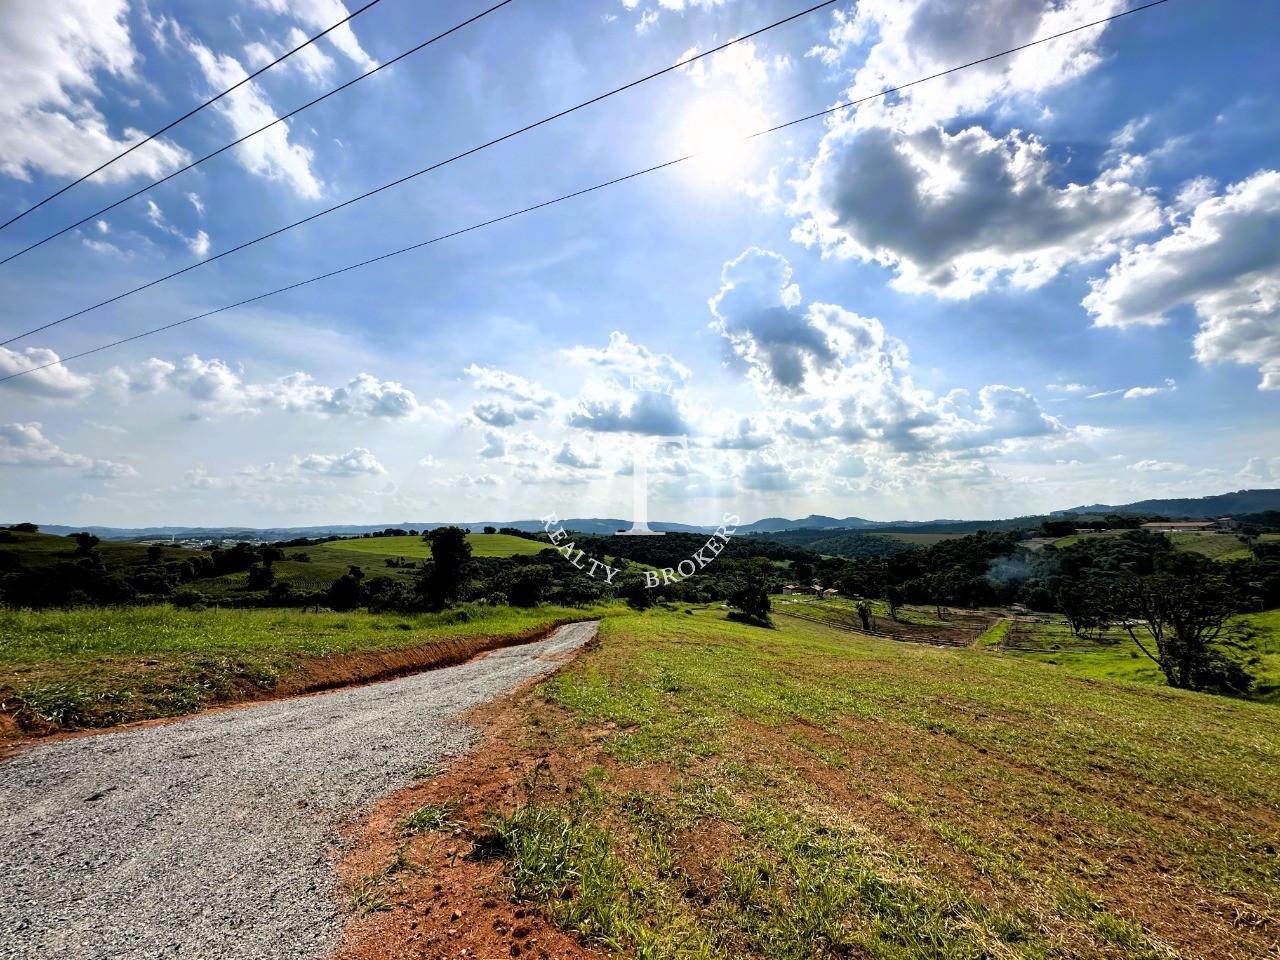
[401, 800, 463, 835]
[0, 603, 614, 732]
[1005, 608, 1280, 705]
[327, 532, 548, 560]
[464, 607, 1279, 959]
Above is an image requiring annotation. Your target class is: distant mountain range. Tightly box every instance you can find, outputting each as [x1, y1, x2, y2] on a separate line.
[11, 489, 1278, 542]
[1055, 489, 1280, 519]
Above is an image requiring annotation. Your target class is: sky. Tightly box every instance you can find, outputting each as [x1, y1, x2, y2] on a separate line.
[0, 0, 1278, 527]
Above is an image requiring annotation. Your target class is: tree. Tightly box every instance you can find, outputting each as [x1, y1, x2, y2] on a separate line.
[326, 574, 363, 612]
[856, 600, 874, 632]
[728, 581, 772, 624]
[1112, 560, 1252, 694]
[147, 545, 164, 564]
[72, 532, 100, 556]
[247, 563, 275, 590]
[500, 565, 551, 607]
[417, 526, 473, 610]
[483, 526, 497, 535]
[1055, 580, 1110, 638]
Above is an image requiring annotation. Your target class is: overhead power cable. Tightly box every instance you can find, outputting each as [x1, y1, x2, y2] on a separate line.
[0, 0, 387, 233]
[0, 0, 838, 348]
[0, 0, 1172, 385]
[0, 0, 517, 268]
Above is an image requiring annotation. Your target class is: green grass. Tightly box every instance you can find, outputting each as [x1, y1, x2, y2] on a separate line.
[461, 606, 1280, 959]
[976, 618, 1011, 646]
[0, 603, 589, 664]
[1168, 532, 1251, 560]
[0, 529, 190, 571]
[0, 603, 618, 732]
[326, 532, 548, 560]
[1002, 609, 1280, 704]
[401, 800, 463, 835]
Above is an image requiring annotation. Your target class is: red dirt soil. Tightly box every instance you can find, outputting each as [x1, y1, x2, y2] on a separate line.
[332, 700, 614, 960]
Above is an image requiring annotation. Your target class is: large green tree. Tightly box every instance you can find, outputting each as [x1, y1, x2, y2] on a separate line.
[417, 526, 473, 611]
[1112, 556, 1253, 695]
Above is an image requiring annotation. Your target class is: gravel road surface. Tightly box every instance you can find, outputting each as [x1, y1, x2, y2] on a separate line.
[0, 620, 598, 960]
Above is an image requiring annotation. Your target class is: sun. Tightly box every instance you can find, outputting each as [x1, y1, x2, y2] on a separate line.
[681, 96, 759, 181]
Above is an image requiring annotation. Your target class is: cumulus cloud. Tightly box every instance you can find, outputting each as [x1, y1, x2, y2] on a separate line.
[0, 346, 94, 399]
[569, 388, 691, 436]
[465, 364, 559, 426]
[0, 421, 137, 478]
[1238, 457, 1280, 484]
[564, 332, 695, 436]
[1128, 459, 1183, 472]
[0, 0, 189, 183]
[186, 39, 323, 199]
[792, 124, 1161, 297]
[554, 441, 602, 469]
[1084, 170, 1280, 389]
[811, 0, 1126, 128]
[295, 446, 386, 476]
[107, 355, 428, 418]
[444, 472, 503, 488]
[711, 248, 1070, 456]
[563, 331, 690, 388]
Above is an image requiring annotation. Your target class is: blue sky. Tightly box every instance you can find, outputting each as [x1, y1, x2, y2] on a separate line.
[1, 0, 1277, 526]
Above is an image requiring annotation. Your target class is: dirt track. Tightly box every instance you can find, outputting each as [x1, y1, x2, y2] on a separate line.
[0, 620, 598, 960]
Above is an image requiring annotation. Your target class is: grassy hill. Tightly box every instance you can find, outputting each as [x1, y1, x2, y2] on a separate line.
[355, 606, 1280, 959]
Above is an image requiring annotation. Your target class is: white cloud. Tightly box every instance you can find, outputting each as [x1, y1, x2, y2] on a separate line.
[812, 0, 1126, 129]
[144, 199, 212, 258]
[0, 0, 189, 183]
[1238, 457, 1280, 484]
[0, 346, 95, 399]
[562, 332, 690, 387]
[105, 355, 429, 419]
[186, 39, 323, 199]
[710, 248, 1071, 456]
[1122, 379, 1177, 400]
[444, 472, 503, 488]
[0, 421, 137, 478]
[554, 441, 602, 469]
[792, 124, 1161, 297]
[247, 0, 377, 72]
[1084, 170, 1280, 389]
[295, 447, 386, 476]
[1128, 459, 1183, 473]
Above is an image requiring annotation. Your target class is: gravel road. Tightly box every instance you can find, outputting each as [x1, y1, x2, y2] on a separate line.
[0, 620, 598, 960]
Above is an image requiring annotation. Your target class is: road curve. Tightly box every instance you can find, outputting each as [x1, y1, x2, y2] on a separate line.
[0, 620, 599, 960]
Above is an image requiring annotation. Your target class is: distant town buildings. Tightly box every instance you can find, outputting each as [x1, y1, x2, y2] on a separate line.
[1139, 518, 1237, 534]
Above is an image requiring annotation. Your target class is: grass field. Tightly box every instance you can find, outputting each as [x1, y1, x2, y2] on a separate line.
[396, 607, 1280, 959]
[0, 603, 618, 733]
[1003, 609, 1280, 705]
[326, 532, 549, 560]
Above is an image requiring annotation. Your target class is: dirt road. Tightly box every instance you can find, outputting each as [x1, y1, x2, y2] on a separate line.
[0, 620, 598, 960]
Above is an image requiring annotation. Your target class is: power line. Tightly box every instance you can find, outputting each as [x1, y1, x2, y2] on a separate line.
[0, 0, 517, 269]
[0, 0, 387, 234]
[0, 0, 1173, 385]
[0, 0, 838, 348]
